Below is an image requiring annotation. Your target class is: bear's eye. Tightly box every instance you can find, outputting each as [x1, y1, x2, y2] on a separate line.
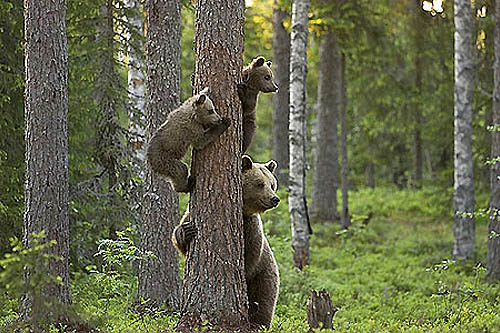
[264, 74, 271, 81]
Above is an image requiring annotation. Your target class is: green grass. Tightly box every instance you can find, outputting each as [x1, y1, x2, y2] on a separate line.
[1, 186, 499, 332]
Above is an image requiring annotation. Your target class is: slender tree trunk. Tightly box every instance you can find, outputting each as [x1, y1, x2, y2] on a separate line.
[340, 54, 350, 229]
[95, 0, 120, 239]
[138, 0, 181, 309]
[453, 0, 475, 259]
[289, 0, 310, 270]
[487, 0, 500, 281]
[311, 28, 339, 222]
[272, 1, 291, 187]
[126, 0, 146, 167]
[412, 0, 424, 188]
[177, 0, 248, 331]
[22, 0, 71, 321]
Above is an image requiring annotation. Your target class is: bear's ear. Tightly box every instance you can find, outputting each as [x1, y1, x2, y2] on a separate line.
[252, 57, 265, 68]
[242, 155, 253, 171]
[265, 160, 277, 173]
[194, 94, 206, 106]
[266, 60, 272, 68]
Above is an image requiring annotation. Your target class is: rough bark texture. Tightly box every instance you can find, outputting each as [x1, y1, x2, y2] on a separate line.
[311, 29, 339, 222]
[289, 0, 310, 270]
[177, 0, 248, 331]
[488, 0, 500, 281]
[272, 2, 291, 187]
[138, 0, 181, 309]
[306, 290, 337, 331]
[23, 0, 71, 318]
[126, 0, 146, 167]
[340, 54, 351, 230]
[453, 0, 475, 259]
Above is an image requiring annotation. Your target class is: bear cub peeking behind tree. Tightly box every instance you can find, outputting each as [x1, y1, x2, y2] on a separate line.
[146, 87, 230, 192]
[172, 155, 280, 330]
[238, 56, 279, 153]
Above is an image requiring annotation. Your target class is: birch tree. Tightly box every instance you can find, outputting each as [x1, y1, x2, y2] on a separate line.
[138, 0, 182, 309]
[488, 0, 500, 281]
[272, 0, 291, 187]
[311, 28, 339, 222]
[453, 0, 475, 259]
[22, 0, 71, 323]
[289, 0, 310, 270]
[176, 0, 248, 330]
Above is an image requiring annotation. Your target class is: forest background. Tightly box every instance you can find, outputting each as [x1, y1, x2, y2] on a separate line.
[1, 0, 500, 331]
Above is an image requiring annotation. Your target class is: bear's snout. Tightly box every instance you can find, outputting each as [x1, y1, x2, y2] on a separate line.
[271, 196, 280, 207]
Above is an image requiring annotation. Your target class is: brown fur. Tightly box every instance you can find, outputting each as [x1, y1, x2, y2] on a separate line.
[146, 88, 230, 192]
[238, 57, 279, 153]
[173, 156, 280, 330]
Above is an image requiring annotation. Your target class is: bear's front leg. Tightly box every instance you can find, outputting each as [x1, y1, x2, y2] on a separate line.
[192, 117, 231, 150]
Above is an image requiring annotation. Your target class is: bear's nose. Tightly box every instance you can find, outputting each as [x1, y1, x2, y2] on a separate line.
[271, 196, 280, 206]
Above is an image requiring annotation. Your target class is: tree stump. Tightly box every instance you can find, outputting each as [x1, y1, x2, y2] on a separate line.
[306, 289, 337, 331]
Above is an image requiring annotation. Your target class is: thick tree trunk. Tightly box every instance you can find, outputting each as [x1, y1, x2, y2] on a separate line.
[22, 0, 71, 321]
[340, 54, 350, 230]
[311, 28, 339, 222]
[453, 0, 475, 259]
[126, 0, 146, 167]
[138, 0, 182, 309]
[289, 0, 310, 270]
[272, 2, 291, 187]
[177, 0, 248, 331]
[488, 0, 500, 281]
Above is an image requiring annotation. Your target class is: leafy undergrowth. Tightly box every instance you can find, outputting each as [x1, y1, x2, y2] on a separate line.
[1, 187, 500, 332]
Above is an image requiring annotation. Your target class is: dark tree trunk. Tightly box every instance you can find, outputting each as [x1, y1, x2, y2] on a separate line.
[340, 54, 350, 230]
[488, 0, 500, 281]
[22, 0, 71, 322]
[289, 0, 310, 270]
[272, 1, 291, 187]
[95, 0, 120, 240]
[311, 28, 339, 222]
[138, 0, 182, 309]
[453, 0, 475, 259]
[176, 0, 248, 331]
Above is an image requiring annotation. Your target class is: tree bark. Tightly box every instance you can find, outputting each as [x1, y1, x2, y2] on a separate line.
[306, 290, 336, 331]
[272, 1, 291, 187]
[289, 0, 310, 270]
[22, 0, 71, 320]
[488, 0, 500, 281]
[126, 0, 146, 168]
[340, 54, 350, 230]
[177, 0, 248, 331]
[138, 0, 182, 309]
[311, 28, 339, 222]
[453, 0, 475, 259]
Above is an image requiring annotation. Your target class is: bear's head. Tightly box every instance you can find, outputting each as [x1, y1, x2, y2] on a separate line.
[192, 87, 222, 127]
[242, 155, 280, 216]
[242, 57, 279, 94]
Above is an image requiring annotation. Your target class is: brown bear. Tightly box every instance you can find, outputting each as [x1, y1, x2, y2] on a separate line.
[172, 155, 280, 330]
[238, 57, 279, 153]
[146, 88, 231, 192]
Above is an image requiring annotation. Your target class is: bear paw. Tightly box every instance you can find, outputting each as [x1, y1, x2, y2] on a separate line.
[181, 221, 197, 243]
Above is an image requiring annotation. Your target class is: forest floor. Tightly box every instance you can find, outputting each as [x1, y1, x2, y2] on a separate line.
[1, 187, 500, 332]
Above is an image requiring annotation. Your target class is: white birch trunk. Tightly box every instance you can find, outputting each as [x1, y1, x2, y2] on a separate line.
[487, 0, 500, 281]
[125, 0, 146, 167]
[289, 0, 310, 270]
[453, 0, 475, 259]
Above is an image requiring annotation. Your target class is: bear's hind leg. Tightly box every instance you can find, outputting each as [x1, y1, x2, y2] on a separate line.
[247, 272, 279, 330]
